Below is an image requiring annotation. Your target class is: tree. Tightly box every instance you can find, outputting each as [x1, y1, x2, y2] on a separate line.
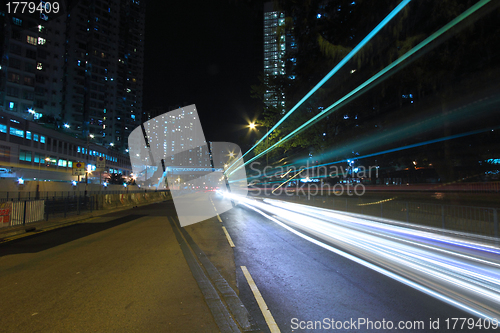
[251, 0, 500, 182]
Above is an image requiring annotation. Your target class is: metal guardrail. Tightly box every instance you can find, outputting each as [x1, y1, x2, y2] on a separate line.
[0, 190, 161, 202]
[269, 193, 499, 238]
[10, 200, 45, 226]
[0, 190, 171, 228]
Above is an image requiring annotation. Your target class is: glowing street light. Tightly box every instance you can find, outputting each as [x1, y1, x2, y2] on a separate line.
[247, 121, 270, 165]
[63, 123, 70, 129]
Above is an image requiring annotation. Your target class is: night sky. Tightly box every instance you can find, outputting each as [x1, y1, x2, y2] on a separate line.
[143, 0, 264, 144]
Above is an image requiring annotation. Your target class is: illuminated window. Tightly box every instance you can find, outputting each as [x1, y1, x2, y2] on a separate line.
[38, 37, 46, 45]
[12, 17, 23, 26]
[27, 36, 37, 45]
[58, 159, 67, 167]
[0, 125, 6, 133]
[10, 127, 24, 138]
[40, 135, 46, 143]
[19, 150, 32, 162]
[26, 131, 32, 139]
[34, 134, 39, 141]
[8, 73, 20, 83]
[68, 161, 73, 168]
[34, 153, 43, 163]
[37, 63, 43, 70]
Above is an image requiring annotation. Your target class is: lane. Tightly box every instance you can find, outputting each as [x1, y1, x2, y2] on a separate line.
[220, 198, 497, 332]
[0, 202, 221, 332]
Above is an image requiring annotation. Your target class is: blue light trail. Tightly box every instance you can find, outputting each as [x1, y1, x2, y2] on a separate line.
[227, 0, 412, 173]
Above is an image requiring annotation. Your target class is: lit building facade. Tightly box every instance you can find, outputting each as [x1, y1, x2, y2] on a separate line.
[0, 0, 146, 154]
[0, 110, 131, 182]
[62, 0, 146, 151]
[0, 7, 66, 122]
[263, 2, 286, 113]
[263, 2, 297, 114]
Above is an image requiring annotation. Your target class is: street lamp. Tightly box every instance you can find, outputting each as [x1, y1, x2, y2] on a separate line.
[248, 121, 269, 165]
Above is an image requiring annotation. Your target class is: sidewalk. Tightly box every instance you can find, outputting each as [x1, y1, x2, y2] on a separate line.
[0, 195, 255, 332]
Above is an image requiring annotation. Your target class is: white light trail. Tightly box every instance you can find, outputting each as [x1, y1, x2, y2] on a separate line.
[226, 193, 500, 320]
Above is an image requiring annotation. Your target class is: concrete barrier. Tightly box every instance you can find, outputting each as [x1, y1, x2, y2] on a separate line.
[99, 191, 171, 210]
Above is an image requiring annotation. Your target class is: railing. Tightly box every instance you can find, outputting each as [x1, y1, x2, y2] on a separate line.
[10, 200, 45, 226]
[0, 190, 171, 228]
[0, 189, 161, 202]
[265, 193, 499, 238]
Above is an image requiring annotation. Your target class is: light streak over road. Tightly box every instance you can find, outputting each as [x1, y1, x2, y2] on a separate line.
[228, 0, 494, 177]
[226, 0, 412, 174]
[221, 193, 500, 321]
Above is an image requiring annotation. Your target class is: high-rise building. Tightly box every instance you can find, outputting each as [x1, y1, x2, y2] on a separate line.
[0, 5, 67, 123]
[62, 0, 146, 151]
[0, 0, 146, 154]
[263, 2, 296, 114]
[263, 2, 286, 113]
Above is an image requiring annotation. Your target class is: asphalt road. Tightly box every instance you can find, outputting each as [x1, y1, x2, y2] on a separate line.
[221, 201, 496, 333]
[0, 201, 222, 333]
[1, 195, 497, 333]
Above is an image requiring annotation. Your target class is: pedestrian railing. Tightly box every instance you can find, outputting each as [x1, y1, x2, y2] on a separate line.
[0, 190, 171, 229]
[10, 200, 45, 226]
[0, 190, 159, 202]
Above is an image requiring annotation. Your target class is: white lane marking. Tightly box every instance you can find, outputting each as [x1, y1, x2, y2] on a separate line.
[222, 226, 235, 248]
[240, 266, 280, 333]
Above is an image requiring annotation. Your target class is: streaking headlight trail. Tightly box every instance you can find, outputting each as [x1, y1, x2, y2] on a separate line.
[225, 193, 500, 320]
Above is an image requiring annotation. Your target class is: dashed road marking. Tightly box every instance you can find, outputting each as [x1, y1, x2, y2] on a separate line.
[241, 266, 280, 333]
[217, 214, 222, 223]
